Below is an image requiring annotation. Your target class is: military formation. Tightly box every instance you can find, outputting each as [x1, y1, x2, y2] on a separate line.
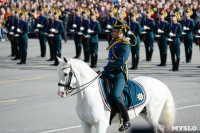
[4, 0, 200, 71]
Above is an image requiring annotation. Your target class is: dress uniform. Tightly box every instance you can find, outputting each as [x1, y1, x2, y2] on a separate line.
[88, 11, 101, 68]
[141, 9, 155, 61]
[169, 12, 183, 71]
[5, 9, 15, 57]
[12, 9, 21, 60]
[82, 8, 90, 62]
[51, 9, 64, 66]
[155, 10, 170, 66]
[181, 9, 195, 63]
[101, 18, 131, 132]
[195, 21, 200, 68]
[17, 11, 29, 64]
[103, 8, 117, 43]
[46, 10, 54, 61]
[128, 12, 141, 69]
[70, 7, 82, 58]
[35, 8, 47, 57]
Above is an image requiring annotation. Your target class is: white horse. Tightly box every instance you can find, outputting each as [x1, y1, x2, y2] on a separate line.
[56, 57, 176, 133]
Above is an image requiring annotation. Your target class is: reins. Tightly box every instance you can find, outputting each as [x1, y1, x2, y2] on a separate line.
[58, 66, 102, 96]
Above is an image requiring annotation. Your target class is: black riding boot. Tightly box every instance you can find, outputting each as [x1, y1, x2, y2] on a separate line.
[135, 57, 139, 69]
[94, 55, 98, 68]
[51, 53, 61, 66]
[170, 56, 176, 71]
[23, 53, 27, 64]
[117, 102, 131, 132]
[90, 53, 95, 68]
[163, 53, 167, 66]
[188, 51, 192, 63]
[75, 46, 81, 58]
[131, 54, 136, 69]
[148, 49, 153, 61]
[17, 52, 23, 64]
[85, 51, 90, 62]
[175, 58, 180, 71]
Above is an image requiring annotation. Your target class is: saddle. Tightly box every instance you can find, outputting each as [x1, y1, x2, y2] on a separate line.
[98, 77, 146, 125]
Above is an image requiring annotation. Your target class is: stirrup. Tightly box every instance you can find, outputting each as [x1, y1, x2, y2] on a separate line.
[118, 122, 131, 132]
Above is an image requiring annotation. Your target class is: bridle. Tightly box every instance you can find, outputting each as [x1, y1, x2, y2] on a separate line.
[58, 65, 102, 96]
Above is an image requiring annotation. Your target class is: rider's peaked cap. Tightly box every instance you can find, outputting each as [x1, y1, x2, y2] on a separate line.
[113, 19, 130, 34]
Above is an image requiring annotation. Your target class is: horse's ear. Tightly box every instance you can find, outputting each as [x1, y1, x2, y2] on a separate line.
[63, 57, 68, 63]
[57, 56, 62, 62]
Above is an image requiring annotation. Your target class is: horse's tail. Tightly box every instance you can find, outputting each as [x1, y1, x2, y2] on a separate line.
[162, 91, 176, 131]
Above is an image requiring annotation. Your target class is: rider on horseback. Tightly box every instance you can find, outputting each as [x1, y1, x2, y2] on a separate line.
[100, 12, 132, 132]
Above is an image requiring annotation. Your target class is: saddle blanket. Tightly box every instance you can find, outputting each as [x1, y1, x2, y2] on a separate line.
[98, 78, 146, 112]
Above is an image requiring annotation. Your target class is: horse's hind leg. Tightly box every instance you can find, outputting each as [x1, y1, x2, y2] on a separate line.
[81, 121, 92, 133]
[146, 103, 165, 133]
[94, 121, 109, 133]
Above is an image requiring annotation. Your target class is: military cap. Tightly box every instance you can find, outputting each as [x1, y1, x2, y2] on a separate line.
[83, 8, 90, 15]
[91, 11, 99, 18]
[185, 8, 193, 16]
[160, 10, 168, 18]
[171, 12, 181, 21]
[146, 9, 154, 16]
[131, 12, 140, 19]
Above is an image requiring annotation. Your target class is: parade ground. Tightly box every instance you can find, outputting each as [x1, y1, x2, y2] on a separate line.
[0, 39, 200, 133]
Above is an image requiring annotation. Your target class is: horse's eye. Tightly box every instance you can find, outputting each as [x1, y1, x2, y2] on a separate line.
[64, 73, 68, 76]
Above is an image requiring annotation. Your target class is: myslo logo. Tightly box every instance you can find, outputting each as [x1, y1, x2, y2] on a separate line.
[172, 126, 197, 131]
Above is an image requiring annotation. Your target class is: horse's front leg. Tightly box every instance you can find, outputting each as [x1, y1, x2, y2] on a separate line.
[81, 121, 92, 133]
[94, 121, 109, 133]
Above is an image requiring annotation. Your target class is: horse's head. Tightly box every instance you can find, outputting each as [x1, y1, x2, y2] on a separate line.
[57, 57, 77, 98]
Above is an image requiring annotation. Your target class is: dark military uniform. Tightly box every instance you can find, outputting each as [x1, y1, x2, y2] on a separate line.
[128, 21, 141, 69]
[195, 21, 200, 46]
[13, 17, 20, 60]
[46, 17, 54, 61]
[5, 15, 15, 57]
[17, 20, 29, 64]
[169, 23, 182, 71]
[103, 16, 116, 43]
[35, 15, 47, 57]
[155, 20, 170, 66]
[82, 18, 90, 62]
[51, 20, 64, 65]
[89, 20, 101, 68]
[142, 18, 155, 61]
[181, 19, 195, 63]
[70, 16, 82, 58]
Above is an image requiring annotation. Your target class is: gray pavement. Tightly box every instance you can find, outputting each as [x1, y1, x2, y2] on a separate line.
[0, 39, 200, 133]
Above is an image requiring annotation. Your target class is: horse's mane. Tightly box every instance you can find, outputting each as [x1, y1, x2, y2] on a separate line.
[69, 58, 98, 77]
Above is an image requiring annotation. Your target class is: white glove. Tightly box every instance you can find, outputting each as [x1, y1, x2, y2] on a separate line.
[169, 32, 174, 37]
[51, 28, 56, 32]
[100, 67, 104, 72]
[40, 25, 44, 28]
[144, 25, 148, 30]
[87, 29, 94, 33]
[158, 29, 163, 33]
[11, 26, 15, 30]
[183, 26, 188, 31]
[17, 28, 21, 33]
[127, 31, 132, 35]
[37, 24, 41, 28]
[34, 29, 39, 32]
[107, 24, 112, 29]
[9, 32, 14, 35]
[80, 27, 84, 31]
[72, 24, 77, 28]
[198, 30, 200, 34]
